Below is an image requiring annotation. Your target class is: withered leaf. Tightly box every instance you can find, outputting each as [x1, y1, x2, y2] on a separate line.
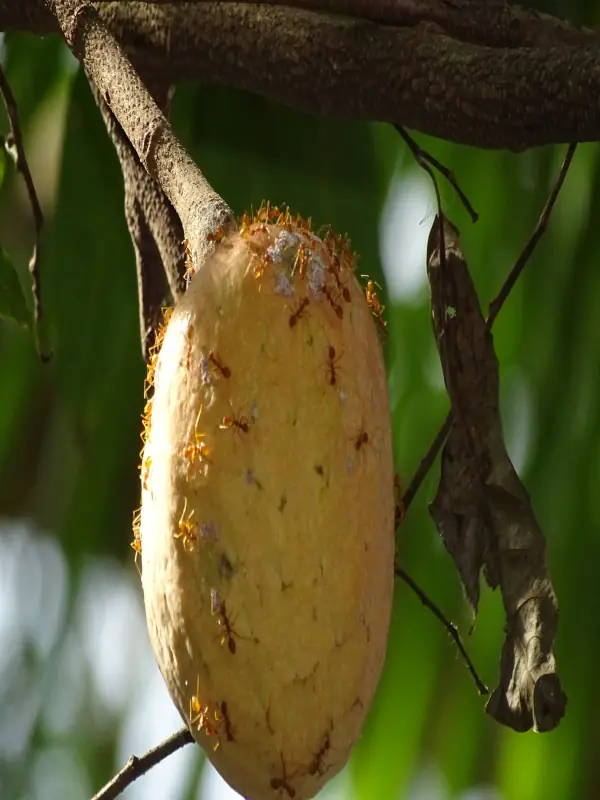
[426, 215, 566, 732]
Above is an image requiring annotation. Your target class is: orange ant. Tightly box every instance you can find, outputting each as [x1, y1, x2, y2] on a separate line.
[325, 345, 342, 387]
[328, 258, 351, 303]
[216, 600, 240, 654]
[183, 238, 195, 284]
[289, 297, 309, 328]
[253, 252, 271, 279]
[208, 350, 231, 378]
[363, 277, 388, 338]
[323, 287, 344, 320]
[220, 701, 234, 741]
[189, 676, 221, 750]
[140, 399, 152, 446]
[144, 351, 159, 399]
[175, 497, 197, 551]
[140, 455, 152, 491]
[131, 507, 142, 575]
[220, 412, 250, 435]
[293, 242, 310, 279]
[207, 225, 225, 244]
[183, 407, 211, 476]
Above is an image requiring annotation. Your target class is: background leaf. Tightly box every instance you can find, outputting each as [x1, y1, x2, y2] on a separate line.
[0, 247, 30, 327]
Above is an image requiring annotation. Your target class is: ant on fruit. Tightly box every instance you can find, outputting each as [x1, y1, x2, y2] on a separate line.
[293, 242, 310, 279]
[183, 407, 211, 476]
[208, 350, 231, 378]
[362, 276, 388, 338]
[289, 297, 309, 328]
[175, 497, 197, 551]
[130, 507, 142, 575]
[325, 345, 342, 387]
[215, 600, 239, 654]
[140, 455, 152, 491]
[189, 676, 221, 750]
[220, 701, 234, 741]
[323, 287, 344, 320]
[351, 427, 370, 456]
[327, 258, 351, 303]
[220, 412, 250, 436]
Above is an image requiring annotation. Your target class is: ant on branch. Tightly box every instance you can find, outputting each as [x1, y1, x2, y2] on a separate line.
[183, 238, 195, 284]
[206, 225, 225, 244]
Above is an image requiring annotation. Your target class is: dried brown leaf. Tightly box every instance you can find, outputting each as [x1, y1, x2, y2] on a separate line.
[426, 216, 566, 732]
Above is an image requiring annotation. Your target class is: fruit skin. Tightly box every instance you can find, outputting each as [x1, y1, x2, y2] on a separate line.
[140, 216, 395, 800]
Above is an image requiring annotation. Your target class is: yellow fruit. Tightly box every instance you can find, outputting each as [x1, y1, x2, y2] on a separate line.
[139, 210, 394, 800]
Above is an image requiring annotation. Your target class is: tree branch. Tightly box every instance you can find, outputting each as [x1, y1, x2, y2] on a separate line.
[92, 727, 194, 800]
[48, 0, 235, 270]
[91, 79, 185, 357]
[91, 0, 598, 49]
[2, 3, 599, 151]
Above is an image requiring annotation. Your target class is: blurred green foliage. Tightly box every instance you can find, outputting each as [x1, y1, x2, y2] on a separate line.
[0, 12, 599, 800]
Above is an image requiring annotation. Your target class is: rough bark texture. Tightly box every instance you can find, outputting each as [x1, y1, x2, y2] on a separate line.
[92, 80, 185, 358]
[0, 1, 596, 151]
[49, 0, 235, 273]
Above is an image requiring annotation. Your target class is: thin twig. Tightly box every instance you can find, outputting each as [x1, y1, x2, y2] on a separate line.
[487, 143, 577, 326]
[395, 566, 488, 695]
[400, 142, 577, 512]
[0, 65, 46, 349]
[402, 413, 452, 514]
[396, 125, 479, 223]
[92, 727, 194, 800]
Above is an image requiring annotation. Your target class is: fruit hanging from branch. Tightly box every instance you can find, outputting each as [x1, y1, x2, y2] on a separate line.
[137, 206, 395, 800]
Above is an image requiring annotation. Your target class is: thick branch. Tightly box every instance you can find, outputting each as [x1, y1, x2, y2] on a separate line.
[49, 0, 235, 267]
[3, 3, 600, 150]
[92, 727, 194, 800]
[91, 0, 597, 49]
[92, 80, 186, 356]
[96, 3, 600, 152]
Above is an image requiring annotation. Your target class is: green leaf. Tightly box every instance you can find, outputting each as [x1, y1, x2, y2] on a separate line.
[0, 247, 30, 327]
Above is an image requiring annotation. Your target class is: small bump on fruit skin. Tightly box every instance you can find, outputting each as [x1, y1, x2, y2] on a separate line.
[137, 206, 395, 800]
